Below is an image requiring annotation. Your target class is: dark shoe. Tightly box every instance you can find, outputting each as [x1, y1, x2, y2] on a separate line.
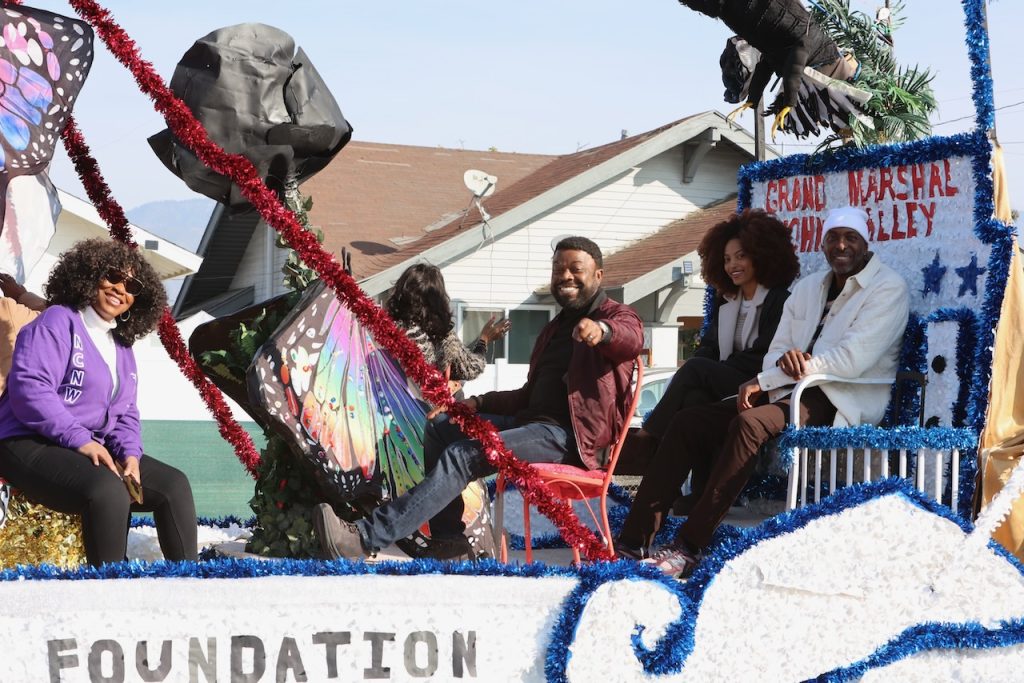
[612, 537, 649, 561]
[312, 503, 367, 560]
[645, 542, 701, 580]
[418, 535, 475, 561]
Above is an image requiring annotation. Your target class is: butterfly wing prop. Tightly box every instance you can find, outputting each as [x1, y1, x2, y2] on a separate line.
[0, 5, 93, 178]
[0, 5, 93, 281]
[248, 282, 495, 558]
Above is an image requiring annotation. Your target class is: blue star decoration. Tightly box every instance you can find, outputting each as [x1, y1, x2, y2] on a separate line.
[954, 253, 986, 297]
[921, 252, 947, 296]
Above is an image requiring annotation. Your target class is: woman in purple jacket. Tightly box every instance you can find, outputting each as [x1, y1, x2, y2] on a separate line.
[0, 239, 197, 565]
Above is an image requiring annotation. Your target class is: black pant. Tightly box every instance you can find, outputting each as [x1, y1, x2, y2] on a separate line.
[0, 436, 198, 566]
[641, 357, 751, 497]
[642, 357, 751, 438]
[621, 386, 837, 550]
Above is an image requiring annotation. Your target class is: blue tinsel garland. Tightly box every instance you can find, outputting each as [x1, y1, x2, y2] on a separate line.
[818, 619, 1024, 681]
[924, 308, 975, 427]
[776, 424, 977, 453]
[962, 0, 995, 132]
[4, 480, 1023, 681]
[129, 515, 256, 529]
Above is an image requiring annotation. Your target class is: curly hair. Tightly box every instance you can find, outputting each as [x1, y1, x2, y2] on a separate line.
[385, 263, 453, 344]
[44, 238, 168, 345]
[698, 209, 800, 296]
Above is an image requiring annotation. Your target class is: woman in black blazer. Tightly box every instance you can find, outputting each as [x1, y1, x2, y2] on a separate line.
[625, 209, 800, 509]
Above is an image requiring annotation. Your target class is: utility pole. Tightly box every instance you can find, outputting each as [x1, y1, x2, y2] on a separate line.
[754, 100, 766, 162]
[981, 0, 997, 142]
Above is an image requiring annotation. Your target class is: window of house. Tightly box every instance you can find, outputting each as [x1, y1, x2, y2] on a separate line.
[507, 308, 551, 363]
[459, 305, 553, 363]
[461, 308, 505, 362]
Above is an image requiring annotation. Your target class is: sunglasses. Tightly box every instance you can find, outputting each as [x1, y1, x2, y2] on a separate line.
[103, 268, 145, 296]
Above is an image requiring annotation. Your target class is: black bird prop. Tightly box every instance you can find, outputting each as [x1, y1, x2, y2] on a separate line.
[680, 0, 872, 139]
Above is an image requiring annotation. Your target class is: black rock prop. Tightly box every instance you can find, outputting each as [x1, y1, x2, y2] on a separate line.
[149, 23, 352, 209]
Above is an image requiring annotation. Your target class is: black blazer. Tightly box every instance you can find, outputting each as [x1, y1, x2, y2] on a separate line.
[693, 286, 790, 377]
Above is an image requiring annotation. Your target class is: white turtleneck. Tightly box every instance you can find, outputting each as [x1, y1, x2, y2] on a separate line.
[79, 305, 119, 396]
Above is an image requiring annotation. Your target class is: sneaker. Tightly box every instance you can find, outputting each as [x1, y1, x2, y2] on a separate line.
[645, 543, 701, 580]
[312, 503, 368, 560]
[612, 538, 649, 561]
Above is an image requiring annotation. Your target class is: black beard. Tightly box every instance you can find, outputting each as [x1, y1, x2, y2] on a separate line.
[554, 288, 597, 311]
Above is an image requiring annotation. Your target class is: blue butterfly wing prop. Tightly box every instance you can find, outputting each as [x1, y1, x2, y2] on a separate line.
[0, 5, 93, 178]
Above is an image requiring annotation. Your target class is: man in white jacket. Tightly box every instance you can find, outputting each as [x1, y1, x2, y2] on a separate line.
[623, 206, 910, 579]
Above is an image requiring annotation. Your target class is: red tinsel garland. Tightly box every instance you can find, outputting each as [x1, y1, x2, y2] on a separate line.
[58, 118, 263, 477]
[68, 0, 611, 561]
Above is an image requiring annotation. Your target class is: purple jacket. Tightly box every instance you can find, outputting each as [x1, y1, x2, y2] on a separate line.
[481, 292, 643, 470]
[0, 305, 142, 460]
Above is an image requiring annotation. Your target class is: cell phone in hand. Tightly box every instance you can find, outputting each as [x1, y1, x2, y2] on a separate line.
[115, 461, 144, 504]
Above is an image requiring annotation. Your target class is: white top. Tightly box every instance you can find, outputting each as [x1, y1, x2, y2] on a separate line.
[715, 284, 770, 362]
[79, 305, 119, 396]
[732, 297, 759, 354]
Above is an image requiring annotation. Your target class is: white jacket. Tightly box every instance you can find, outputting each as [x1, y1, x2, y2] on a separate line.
[756, 253, 909, 427]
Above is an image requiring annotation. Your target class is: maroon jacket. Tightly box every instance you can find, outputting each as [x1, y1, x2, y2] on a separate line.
[479, 292, 643, 470]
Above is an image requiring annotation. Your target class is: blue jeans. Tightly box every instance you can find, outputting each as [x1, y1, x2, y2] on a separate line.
[356, 413, 574, 552]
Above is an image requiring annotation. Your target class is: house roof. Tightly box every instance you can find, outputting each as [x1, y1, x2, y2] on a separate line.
[175, 111, 769, 316]
[601, 195, 738, 303]
[173, 142, 553, 317]
[356, 116, 697, 280]
[57, 190, 202, 280]
[357, 111, 766, 296]
[301, 142, 555, 276]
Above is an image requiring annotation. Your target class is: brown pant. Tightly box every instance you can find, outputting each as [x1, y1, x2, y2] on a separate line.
[620, 387, 837, 551]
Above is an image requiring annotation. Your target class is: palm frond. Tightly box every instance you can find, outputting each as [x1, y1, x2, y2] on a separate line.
[808, 0, 936, 147]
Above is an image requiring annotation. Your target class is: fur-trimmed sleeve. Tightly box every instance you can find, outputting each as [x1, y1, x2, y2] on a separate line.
[438, 330, 487, 381]
[400, 322, 439, 369]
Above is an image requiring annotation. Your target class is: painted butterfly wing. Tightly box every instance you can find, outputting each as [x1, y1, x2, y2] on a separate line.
[248, 282, 386, 503]
[247, 282, 495, 558]
[0, 6, 93, 177]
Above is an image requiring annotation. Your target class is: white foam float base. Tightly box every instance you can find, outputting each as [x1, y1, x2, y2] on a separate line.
[2, 487, 1023, 681]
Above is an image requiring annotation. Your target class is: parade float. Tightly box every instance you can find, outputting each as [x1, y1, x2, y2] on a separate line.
[2, 0, 1024, 680]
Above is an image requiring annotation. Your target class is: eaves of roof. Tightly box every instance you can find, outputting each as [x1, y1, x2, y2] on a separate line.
[357, 111, 766, 296]
[601, 195, 738, 303]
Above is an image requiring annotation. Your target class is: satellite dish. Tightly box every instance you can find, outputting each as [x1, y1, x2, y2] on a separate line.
[464, 169, 497, 198]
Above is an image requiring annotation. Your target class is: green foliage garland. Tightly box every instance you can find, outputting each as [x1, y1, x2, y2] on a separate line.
[198, 184, 327, 558]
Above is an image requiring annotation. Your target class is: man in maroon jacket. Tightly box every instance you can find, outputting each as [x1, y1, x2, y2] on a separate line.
[314, 236, 644, 560]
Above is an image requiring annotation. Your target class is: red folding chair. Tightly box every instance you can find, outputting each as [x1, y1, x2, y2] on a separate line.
[494, 357, 643, 563]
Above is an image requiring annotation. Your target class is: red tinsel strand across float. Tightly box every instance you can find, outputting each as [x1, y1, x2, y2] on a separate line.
[59, 115, 263, 477]
[69, 0, 611, 561]
[59, 120, 134, 246]
[156, 311, 261, 476]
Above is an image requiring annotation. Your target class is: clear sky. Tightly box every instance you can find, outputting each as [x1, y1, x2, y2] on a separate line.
[22, 1, 1024, 217]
